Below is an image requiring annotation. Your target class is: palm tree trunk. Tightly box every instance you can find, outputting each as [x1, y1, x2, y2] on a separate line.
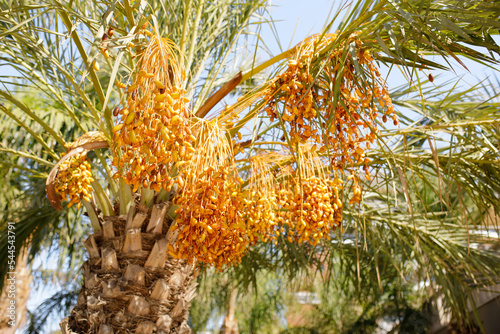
[0, 246, 31, 333]
[60, 201, 198, 334]
[220, 288, 239, 334]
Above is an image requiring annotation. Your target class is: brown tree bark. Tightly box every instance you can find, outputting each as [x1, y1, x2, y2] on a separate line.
[0, 246, 32, 333]
[60, 201, 198, 334]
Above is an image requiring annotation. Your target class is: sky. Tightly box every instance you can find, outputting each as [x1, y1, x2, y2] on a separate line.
[264, 0, 336, 53]
[17, 0, 499, 333]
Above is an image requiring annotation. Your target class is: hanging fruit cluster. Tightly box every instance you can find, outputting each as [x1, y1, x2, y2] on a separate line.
[54, 152, 94, 210]
[243, 154, 282, 245]
[244, 189, 279, 245]
[241, 146, 346, 246]
[278, 175, 343, 245]
[264, 57, 317, 142]
[264, 33, 396, 182]
[274, 146, 344, 245]
[112, 35, 194, 192]
[170, 121, 248, 269]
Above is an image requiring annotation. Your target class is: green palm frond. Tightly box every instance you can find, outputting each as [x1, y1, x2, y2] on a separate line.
[339, 0, 500, 69]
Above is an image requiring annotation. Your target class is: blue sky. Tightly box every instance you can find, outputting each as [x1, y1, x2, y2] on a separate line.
[264, 0, 336, 52]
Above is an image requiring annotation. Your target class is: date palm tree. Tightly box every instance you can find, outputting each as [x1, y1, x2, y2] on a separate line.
[1, 0, 500, 333]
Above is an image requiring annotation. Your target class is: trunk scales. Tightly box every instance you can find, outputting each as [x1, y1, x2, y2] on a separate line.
[60, 201, 198, 334]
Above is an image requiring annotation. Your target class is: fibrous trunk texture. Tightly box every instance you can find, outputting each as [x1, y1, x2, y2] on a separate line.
[61, 201, 198, 334]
